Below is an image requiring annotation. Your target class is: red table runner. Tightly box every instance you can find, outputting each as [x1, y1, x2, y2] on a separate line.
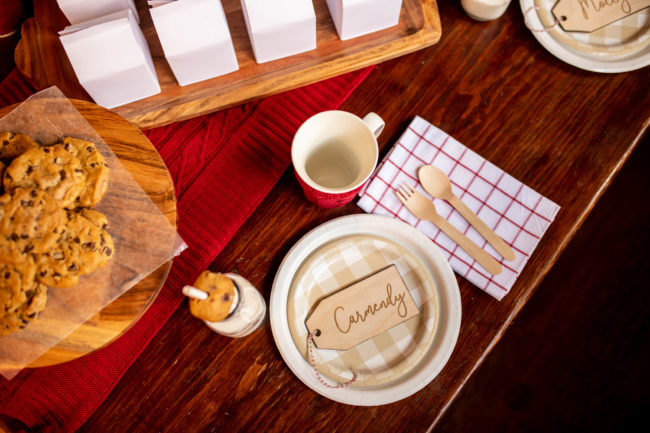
[0, 66, 373, 432]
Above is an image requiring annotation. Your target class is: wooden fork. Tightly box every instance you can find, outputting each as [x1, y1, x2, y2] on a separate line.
[395, 184, 502, 275]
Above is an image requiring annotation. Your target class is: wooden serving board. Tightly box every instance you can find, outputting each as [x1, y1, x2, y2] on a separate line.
[0, 100, 177, 368]
[14, 0, 441, 129]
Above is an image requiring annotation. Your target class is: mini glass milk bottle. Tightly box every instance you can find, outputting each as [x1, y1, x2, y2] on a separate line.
[183, 272, 266, 337]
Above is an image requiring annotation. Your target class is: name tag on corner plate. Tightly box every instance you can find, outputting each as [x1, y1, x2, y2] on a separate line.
[305, 265, 420, 351]
[552, 0, 650, 33]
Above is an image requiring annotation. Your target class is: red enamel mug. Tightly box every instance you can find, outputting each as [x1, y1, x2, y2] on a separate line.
[291, 111, 384, 208]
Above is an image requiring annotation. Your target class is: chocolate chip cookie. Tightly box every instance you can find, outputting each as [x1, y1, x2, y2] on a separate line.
[188, 272, 237, 322]
[0, 253, 48, 335]
[0, 188, 69, 256]
[69, 209, 114, 274]
[3, 145, 87, 208]
[36, 209, 113, 289]
[1, 280, 48, 335]
[0, 131, 40, 163]
[0, 253, 38, 313]
[61, 137, 109, 207]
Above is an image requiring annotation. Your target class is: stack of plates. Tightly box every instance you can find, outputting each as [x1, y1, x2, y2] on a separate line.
[270, 215, 462, 405]
[521, 0, 650, 72]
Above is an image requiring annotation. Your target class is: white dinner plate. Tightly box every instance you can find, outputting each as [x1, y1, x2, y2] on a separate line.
[520, 0, 650, 73]
[270, 214, 461, 406]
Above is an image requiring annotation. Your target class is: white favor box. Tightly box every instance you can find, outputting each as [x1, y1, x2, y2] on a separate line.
[150, 0, 238, 86]
[326, 0, 402, 40]
[59, 9, 161, 109]
[57, 0, 140, 24]
[241, 0, 316, 64]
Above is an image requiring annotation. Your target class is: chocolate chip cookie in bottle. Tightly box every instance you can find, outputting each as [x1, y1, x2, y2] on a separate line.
[183, 271, 266, 337]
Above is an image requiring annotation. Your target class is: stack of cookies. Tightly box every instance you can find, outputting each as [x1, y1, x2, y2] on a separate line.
[0, 132, 113, 335]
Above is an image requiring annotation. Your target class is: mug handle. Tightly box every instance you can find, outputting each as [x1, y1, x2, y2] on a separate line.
[362, 113, 385, 138]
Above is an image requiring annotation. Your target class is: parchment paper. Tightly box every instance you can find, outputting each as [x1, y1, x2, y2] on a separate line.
[0, 87, 185, 379]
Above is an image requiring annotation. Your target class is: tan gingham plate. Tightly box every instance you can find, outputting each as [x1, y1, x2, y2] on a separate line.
[270, 215, 461, 406]
[522, 0, 650, 72]
[286, 235, 439, 387]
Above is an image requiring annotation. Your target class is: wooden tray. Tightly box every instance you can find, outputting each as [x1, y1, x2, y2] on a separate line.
[0, 100, 177, 368]
[14, 0, 441, 129]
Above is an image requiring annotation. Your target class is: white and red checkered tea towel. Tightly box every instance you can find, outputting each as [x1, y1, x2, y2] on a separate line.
[357, 116, 560, 300]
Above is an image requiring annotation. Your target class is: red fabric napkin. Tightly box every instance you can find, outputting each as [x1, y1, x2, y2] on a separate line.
[0, 66, 373, 432]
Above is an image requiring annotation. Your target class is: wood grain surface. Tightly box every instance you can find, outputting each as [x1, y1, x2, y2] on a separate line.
[72, 2, 648, 432]
[14, 0, 441, 129]
[0, 100, 176, 368]
[434, 137, 650, 433]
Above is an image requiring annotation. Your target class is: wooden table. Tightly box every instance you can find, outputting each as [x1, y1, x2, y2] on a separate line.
[6, 1, 650, 432]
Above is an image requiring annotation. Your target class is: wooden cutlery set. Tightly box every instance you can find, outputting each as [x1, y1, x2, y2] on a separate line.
[396, 165, 516, 275]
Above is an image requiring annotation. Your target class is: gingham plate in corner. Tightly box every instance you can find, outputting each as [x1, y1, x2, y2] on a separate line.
[522, 0, 650, 72]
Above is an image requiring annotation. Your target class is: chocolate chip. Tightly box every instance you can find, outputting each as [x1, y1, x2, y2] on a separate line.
[26, 165, 34, 174]
[59, 169, 66, 180]
[73, 236, 80, 243]
[103, 247, 112, 256]
[43, 148, 50, 153]
[22, 244, 34, 254]
[4, 272, 10, 279]
[86, 146, 93, 153]
[20, 199, 34, 207]
[10, 233, 18, 241]
[25, 290, 33, 298]
[30, 190, 37, 198]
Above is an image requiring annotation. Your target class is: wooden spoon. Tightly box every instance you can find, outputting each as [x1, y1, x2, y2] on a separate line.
[418, 165, 516, 261]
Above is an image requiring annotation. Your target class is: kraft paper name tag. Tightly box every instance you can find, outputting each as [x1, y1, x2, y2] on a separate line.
[552, 0, 650, 33]
[305, 265, 420, 351]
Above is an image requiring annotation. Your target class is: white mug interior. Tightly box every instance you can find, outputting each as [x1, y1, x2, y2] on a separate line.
[292, 111, 380, 193]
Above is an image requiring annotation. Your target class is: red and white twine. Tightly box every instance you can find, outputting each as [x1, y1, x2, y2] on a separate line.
[307, 331, 358, 389]
[524, 6, 560, 33]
